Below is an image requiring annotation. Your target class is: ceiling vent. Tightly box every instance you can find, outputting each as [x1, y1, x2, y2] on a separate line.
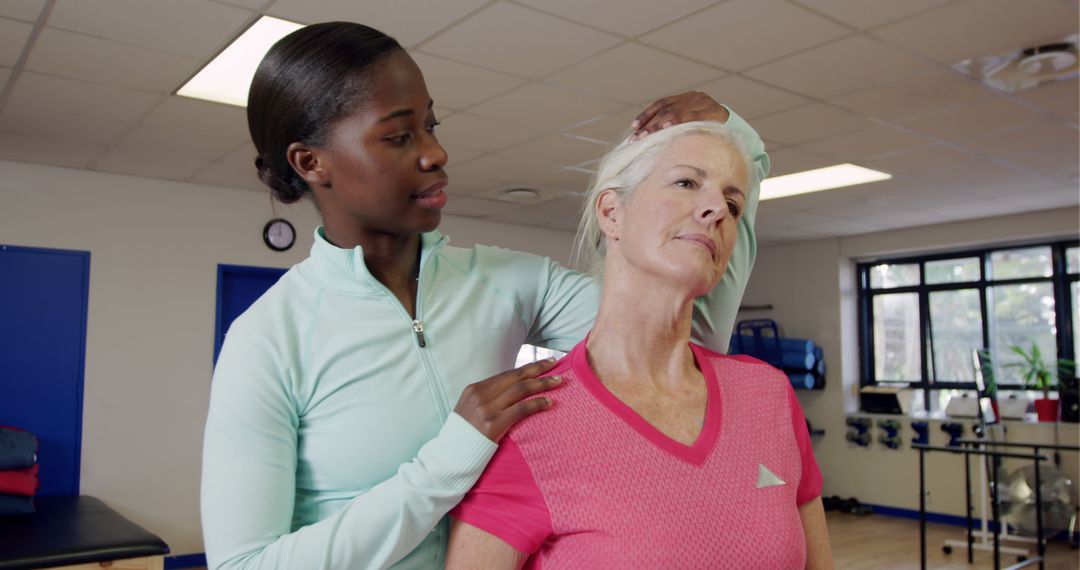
[953, 34, 1079, 92]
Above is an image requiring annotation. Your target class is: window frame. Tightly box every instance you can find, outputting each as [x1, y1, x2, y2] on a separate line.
[857, 239, 1078, 408]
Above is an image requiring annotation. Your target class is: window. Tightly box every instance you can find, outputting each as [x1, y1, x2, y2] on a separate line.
[858, 240, 1078, 409]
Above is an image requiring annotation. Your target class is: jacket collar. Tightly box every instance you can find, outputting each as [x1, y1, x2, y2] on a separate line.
[301, 226, 449, 294]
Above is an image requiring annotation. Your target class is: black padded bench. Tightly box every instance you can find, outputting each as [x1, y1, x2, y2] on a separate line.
[0, 496, 169, 570]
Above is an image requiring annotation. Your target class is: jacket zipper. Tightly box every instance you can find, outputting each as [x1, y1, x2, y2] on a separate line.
[412, 319, 426, 348]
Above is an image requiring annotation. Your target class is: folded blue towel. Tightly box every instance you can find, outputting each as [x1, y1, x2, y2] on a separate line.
[0, 427, 38, 470]
[0, 493, 35, 515]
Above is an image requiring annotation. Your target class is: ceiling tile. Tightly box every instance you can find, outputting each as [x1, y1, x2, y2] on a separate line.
[790, 218, 882, 236]
[830, 70, 994, 121]
[640, 0, 850, 71]
[792, 0, 953, 29]
[896, 95, 1045, 142]
[564, 108, 640, 142]
[545, 42, 723, 105]
[436, 113, 545, 153]
[442, 145, 481, 166]
[47, 0, 253, 58]
[8, 71, 162, 122]
[872, 0, 1079, 64]
[0, 130, 104, 167]
[468, 83, 625, 131]
[216, 0, 273, 9]
[0, 0, 44, 22]
[745, 36, 935, 99]
[141, 96, 249, 140]
[93, 145, 209, 180]
[913, 156, 1060, 196]
[0, 18, 33, 67]
[268, 0, 488, 46]
[751, 103, 870, 146]
[696, 76, 809, 120]
[951, 120, 1078, 159]
[1002, 145, 1080, 184]
[514, 0, 717, 37]
[861, 144, 978, 177]
[442, 195, 528, 218]
[765, 147, 835, 177]
[799, 125, 933, 162]
[419, 3, 621, 77]
[483, 195, 584, 232]
[1014, 78, 1079, 120]
[452, 153, 591, 191]
[410, 52, 527, 111]
[500, 134, 609, 167]
[0, 105, 130, 144]
[114, 123, 247, 161]
[26, 27, 202, 93]
[190, 158, 264, 192]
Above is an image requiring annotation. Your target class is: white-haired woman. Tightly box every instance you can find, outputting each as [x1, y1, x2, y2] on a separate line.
[445, 121, 833, 569]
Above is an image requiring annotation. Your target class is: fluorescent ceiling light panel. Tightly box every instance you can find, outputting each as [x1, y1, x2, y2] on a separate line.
[761, 164, 891, 200]
[177, 16, 303, 107]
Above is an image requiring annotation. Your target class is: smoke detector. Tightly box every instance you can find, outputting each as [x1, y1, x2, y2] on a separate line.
[953, 34, 1079, 92]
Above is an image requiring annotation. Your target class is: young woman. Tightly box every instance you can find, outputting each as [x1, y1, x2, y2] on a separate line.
[200, 22, 769, 570]
[446, 122, 832, 569]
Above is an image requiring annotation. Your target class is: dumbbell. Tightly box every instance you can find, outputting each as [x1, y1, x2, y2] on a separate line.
[911, 421, 929, 445]
[941, 422, 964, 447]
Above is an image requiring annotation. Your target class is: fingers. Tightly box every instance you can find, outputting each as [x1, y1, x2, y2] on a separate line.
[628, 91, 729, 141]
[454, 357, 563, 441]
[631, 97, 671, 133]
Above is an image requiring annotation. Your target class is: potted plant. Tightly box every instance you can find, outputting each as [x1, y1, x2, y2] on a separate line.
[1008, 343, 1076, 422]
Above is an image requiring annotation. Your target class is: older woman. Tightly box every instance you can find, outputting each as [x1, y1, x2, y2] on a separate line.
[445, 121, 833, 569]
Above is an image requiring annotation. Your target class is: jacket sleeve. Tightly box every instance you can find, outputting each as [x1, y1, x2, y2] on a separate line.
[525, 107, 768, 354]
[689, 108, 767, 353]
[201, 322, 497, 570]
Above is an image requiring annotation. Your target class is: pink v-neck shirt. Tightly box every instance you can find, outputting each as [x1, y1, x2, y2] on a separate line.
[452, 339, 822, 569]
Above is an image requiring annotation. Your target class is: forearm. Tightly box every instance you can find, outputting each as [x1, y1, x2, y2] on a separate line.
[690, 108, 767, 352]
[799, 497, 834, 570]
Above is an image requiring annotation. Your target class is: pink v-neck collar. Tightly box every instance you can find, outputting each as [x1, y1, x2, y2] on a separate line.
[570, 339, 722, 466]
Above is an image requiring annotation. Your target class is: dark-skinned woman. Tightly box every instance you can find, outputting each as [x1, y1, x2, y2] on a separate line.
[200, 21, 769, 570]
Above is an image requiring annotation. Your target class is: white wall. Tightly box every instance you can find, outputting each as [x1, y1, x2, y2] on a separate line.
[0, 159, 577, 555]
[744, 207, 1080, 517]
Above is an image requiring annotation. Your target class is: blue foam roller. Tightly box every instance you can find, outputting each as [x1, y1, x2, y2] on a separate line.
[787, 372, 816, 390]
[782, 350, 815, 370]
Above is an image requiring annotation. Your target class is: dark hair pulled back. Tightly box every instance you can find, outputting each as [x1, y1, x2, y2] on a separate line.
[248, 22, 403, 203]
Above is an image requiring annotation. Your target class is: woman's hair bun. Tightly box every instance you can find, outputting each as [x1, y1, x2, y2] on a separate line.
[254, 153, 306, 204]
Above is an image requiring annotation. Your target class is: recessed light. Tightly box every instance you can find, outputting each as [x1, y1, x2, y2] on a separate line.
[760, 164, 891, 201]
[502, 188, 541, 202]
[177, 16, 303, 107]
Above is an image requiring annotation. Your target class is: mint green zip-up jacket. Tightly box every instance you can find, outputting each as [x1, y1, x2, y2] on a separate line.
[201, 111, 768, 570]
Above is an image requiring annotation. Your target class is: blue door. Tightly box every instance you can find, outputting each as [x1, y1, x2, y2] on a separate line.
[214, 265, 288, 363]
[0, 245, 90, 496]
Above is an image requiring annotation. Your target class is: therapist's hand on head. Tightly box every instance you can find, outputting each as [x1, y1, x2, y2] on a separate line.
[630, 91, 731, 141]
[454, 358, 562, 442]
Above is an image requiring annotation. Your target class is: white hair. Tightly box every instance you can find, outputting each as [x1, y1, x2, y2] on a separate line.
[573, 120, 754, 278]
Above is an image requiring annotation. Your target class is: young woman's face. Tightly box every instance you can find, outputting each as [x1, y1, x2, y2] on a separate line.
[312, 50, 448, 237]
[607, 134, 748, 294]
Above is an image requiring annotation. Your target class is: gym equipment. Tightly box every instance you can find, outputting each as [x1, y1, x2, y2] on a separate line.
[1000, 464, 1074, 536]
[876, 419, 902, 450]
[859, 385, 914, 414]
[729, 319, 825, 390]
[879, 435, 902, 449]
[911, 421, 929, 446]
[941, 422, 964, 447]
[845, 417, 871, 448]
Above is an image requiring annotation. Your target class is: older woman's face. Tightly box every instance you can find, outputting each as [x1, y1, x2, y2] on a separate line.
[607, 134, 748, 294]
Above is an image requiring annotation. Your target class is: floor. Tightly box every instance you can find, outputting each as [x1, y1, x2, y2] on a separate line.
[828, 511, 1079, 569]
[182, 513, 1079, 569]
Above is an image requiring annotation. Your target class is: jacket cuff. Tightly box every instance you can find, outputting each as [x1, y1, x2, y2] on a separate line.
[417, 413, 498, 494]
